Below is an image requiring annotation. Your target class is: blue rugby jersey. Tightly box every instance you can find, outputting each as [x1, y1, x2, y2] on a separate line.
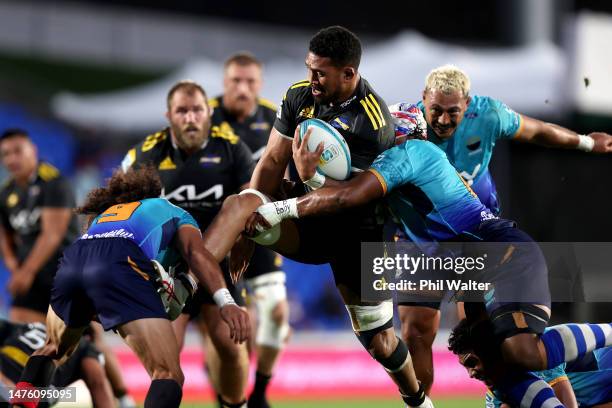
[417, 95, 522, 214]
[82, 197, 199, 261]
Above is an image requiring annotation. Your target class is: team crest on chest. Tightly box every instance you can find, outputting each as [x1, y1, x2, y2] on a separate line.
[299, 106, 315, 119]
[158, 156, 176, 170]
[465, 136, 482, 152]
[7, 192, 18, 208]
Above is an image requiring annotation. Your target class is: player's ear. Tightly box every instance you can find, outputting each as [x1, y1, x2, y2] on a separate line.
[343, 67, 355, 81]
[165, 110, 171, 122]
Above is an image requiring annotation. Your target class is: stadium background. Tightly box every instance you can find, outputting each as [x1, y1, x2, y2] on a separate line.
[0, 1, 611, 406]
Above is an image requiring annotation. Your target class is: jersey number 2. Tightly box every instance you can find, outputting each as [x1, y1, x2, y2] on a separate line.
[98, 201, 141, 223]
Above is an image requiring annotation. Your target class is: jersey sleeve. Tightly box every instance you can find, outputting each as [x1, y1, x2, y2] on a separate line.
[171, 204, 200, 231]
[41, 178, 75, 208]
[273, 81, 309, 138]
[368, 144, 414, 194]
[121, 130, 168, 172]
[232, 140, 255, 187]
[489, 97, 522, 140]
[535, 363, 568, 386]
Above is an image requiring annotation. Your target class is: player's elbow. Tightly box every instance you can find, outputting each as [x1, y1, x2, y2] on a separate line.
[335, 188, 361, 210]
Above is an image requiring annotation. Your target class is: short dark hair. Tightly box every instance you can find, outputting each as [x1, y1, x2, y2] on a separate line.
[1, 128, 30, 142]
[448, 318, 502, 362]
[309, 26, 362, 69]
[166, 80, 208, 109]
[224, 52, 262, 70]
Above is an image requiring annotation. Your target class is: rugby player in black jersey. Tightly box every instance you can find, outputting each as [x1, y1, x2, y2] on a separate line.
[210, 52, 288, 408]
[0, 130, 78, 324]
[0, 319, 114, 406]
[0, 130, 137, 407]
[202, 26, 432, 408]
[121, 80, 254, 408]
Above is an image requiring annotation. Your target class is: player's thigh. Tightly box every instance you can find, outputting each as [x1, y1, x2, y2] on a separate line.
[397, 304, 441, 340]
[199, 304, 247, 359]
[44, 305, 86, 360]
[117, 318, 182, 382]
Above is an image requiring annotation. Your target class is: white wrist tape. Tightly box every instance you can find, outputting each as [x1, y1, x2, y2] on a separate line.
[256, 199, 298, 230]
[304, 172, 326, 190]
[577, 134, 594, 152]
[213, 288, 236, 308]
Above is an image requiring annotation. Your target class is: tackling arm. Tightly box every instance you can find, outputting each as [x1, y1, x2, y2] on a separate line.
[516, 115, 612, 153]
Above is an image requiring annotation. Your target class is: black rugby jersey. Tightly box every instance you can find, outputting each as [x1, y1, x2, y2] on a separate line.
[0, 162, 78, 278]
[0, 320, 101, 385]
[121, 128, 254, 228]
[210, 96, 277, 161]
[0, 320, 47, 381]
[274, 78, 395, 170]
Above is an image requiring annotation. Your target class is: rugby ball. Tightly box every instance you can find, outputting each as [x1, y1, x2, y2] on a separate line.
[298, 119, 351, 180]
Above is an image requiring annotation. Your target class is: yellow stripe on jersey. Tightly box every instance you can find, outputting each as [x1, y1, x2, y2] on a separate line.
[368, 94, 386, 127]
[364, 98, 383, 128]
[1, 345, 29, 366]
[38, 163, 60, 181]
[258, 97, 277, 111]
[208, 98, 220, 109]
[368, 168, 388, 195]
[290, 80, 310, 89]
[360, 99, 379, 130]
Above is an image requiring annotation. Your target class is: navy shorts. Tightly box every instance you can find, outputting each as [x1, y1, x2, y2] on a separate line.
[50, 238, 166, 330]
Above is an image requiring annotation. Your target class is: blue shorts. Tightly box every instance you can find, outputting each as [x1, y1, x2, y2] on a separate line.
[51, 238, 166, 330]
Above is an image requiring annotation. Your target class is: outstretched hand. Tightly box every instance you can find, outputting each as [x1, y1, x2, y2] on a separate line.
[589, 132, 612, 153]
[220, 304, 250, 344]
[293, 126, 324, 181]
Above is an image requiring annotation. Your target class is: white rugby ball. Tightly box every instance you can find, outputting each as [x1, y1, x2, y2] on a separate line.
[298, 119, 351, 180]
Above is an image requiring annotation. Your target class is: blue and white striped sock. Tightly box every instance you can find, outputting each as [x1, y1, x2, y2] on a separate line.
[499, 373, 564, 408]
[541, 323, 612, 369]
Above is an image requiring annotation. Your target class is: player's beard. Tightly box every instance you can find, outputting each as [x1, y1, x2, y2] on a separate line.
[173, 121, 210, 152]
[227, 94, 255, 117]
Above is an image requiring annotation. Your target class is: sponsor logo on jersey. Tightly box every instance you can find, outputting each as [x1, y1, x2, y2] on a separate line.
[162, 184, 224, 202]
[6, 192, 18, 208]
[459, 164, 481, 186]
[81, 228, 135, 240]
[465, 112, 478, 119]
[9, 208, 41, 232]
[339, 95, 357, 109]
[200, 156, 222, 165]
[298, 106, 315, 119]
[250, 122, 271, 131]
[480, 210, 497, 221]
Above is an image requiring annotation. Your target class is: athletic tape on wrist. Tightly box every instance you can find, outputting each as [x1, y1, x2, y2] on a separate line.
[304, 172, 326, 190]
[577, 134, 594, 152]
[213, 288, 236, 308]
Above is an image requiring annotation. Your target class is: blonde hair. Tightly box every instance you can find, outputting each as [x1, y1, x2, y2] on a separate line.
[424, 65, 470, 97]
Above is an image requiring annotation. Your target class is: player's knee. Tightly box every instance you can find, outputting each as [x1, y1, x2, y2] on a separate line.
[251, 272, 290, 349]
[399, 306, 439, 347]
[345, 302, 410, 371]
[151, 366, 184, 386]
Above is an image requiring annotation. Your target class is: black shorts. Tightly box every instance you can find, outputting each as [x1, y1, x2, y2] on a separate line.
[282, 206, 384, 298]
[51, 238, 167, 330]
[52, 338, 102, 387]
[243, 246, 282, 280]
[182, 259, 246, 319]
[11, 265, 56, 314]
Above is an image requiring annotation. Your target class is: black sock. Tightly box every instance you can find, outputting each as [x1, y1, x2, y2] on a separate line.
[144, 379, 182, 408]
[252, 371, 271, 398]
[19, 355, 56, 387]
[401, 383, 426, 407]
